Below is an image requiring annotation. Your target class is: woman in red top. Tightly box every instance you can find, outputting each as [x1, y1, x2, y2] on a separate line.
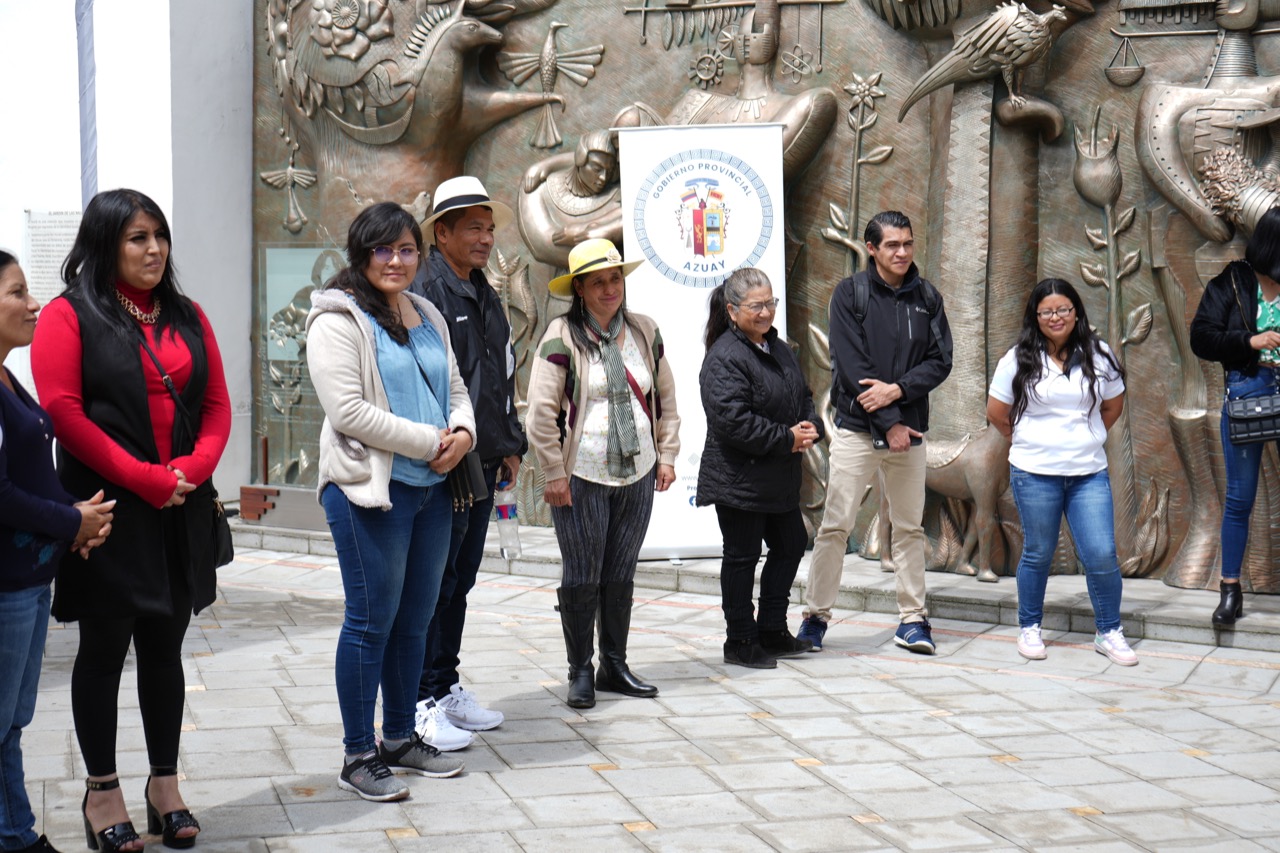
[32, 189, 230, 852]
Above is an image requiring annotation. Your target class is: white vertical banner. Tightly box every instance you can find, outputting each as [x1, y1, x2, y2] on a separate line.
[619, 123, 786, 559]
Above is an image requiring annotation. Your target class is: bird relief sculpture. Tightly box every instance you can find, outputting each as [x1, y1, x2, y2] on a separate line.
[264, 0, 568, 222]
[498, 23, 606, 148]
[897, 2, 1067, 121]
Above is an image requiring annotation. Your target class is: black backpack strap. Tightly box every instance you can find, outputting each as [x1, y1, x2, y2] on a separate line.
[921, 281, 945, 347]
[853, 276, 870, 324]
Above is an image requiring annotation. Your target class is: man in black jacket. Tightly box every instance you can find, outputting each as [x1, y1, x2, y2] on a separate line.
[411, 177, 527, 746]
[799, 211, 953, 655]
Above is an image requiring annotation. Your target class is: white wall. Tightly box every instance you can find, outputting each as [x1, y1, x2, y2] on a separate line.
[169, 2, 255, 493]
[0, 0, 254, 493]
[0, 0, 82, 387]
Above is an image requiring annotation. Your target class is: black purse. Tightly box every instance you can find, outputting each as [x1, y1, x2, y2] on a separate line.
[1224, 269, 1280, 445]
[1226, 394, 1280, 445]
[447, 450, 487, 511]
[136, 329, 234, 569]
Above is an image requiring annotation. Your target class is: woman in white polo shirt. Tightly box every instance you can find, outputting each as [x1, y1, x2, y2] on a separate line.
[986, 279, 1136, 666]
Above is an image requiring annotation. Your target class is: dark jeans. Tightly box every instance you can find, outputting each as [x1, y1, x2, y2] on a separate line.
[1220, 367, 1280, 580]
[419, 461, 499, 702]
[714, 505, 807, 641]
[0, 584, 51, 851]
[323, 480, 451, 754]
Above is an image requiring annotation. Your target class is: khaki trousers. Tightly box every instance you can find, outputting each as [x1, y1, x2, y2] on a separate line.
[804, 426, 928, 623]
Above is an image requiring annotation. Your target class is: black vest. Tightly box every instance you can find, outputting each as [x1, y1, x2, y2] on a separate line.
[53, 290, 217, 620]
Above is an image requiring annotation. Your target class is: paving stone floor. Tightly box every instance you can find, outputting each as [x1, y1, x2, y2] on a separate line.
[26, 546, 1280, 852]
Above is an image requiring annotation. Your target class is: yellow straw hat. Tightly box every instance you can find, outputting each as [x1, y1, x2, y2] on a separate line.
[548, 238, 642, 297]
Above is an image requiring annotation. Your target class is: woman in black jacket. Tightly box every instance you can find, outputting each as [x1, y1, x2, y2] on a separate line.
[697, 268, 823, 668]
[1190, 206, 1280, 627]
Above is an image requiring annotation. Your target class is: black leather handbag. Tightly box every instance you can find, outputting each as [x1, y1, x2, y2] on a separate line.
[1226, 394, 1280, 445]
[1224, 268, 1280, 446]
[446, 450, 487, 511]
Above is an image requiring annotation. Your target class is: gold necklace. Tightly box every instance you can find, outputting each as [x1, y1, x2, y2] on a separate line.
[115, 288, 162, 324]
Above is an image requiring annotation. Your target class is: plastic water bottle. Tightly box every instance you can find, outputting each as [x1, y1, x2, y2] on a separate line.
[494, 481, 521, 560]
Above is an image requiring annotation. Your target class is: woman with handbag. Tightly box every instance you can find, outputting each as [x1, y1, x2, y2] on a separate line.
[0, 251, 116, 853]
[31, 190, 231, 850]
[986, 279, 1134, 665]
[697, 268, 821, 668]
[306, 202, 474, 802]
[526, 238, 680, 709]
[1190, 206, 1280, 627]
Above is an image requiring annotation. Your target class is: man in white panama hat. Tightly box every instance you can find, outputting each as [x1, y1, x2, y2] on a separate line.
[411, 176, 525, 748]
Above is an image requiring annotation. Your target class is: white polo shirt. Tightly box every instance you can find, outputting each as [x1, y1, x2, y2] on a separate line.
[988, 344, 1125, 476]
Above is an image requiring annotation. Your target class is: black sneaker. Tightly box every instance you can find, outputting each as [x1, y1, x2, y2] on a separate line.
[338, 750, 409, 802]
[723, 639, 777, 669]
[759, 628, 813, 658]
[894, 619, 936, 655]
[379, 733, 464, 778]
[797, 616, 827, 651]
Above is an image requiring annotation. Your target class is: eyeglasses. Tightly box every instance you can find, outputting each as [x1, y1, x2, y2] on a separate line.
[1036, 306, 1076, 320]
[734, 298, 779, 315]
[372, 246, 420, 265]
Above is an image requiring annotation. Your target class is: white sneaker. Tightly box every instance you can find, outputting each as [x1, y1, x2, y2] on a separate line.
[414, 699, 474, 751]
[439, 684, 504, 731]
[1017, 624, 1047, 660]
[1094, 628, 1138, 666]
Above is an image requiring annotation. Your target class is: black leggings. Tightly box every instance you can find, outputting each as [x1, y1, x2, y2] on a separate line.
[72, 580, 192, 776]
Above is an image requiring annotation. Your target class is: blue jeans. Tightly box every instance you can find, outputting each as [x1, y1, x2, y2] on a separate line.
[1009, 466, 1124, 632]
[1220, 368, 1280, 580]
[323, 481, 452, 755]
[420, 461, 499, 702]
[0, 584, 51, 851]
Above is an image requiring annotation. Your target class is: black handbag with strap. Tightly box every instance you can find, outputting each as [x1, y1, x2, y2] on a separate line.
[135, 329, 234, 568]
[1226, 394, 1280, 445]
[1224, 267, 1280, 445]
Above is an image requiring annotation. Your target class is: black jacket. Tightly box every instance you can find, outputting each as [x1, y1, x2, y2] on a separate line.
[827, 262, 952, 437]
[696, 324, 823, 513]
[1191, 260, 1263, 374]
[411, 247, 526, 462]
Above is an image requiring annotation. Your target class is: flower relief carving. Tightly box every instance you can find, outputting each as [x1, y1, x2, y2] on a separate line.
[309, 0, 394, 61]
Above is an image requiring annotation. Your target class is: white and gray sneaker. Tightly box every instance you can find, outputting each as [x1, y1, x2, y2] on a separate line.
[378, 733, 464, 778]
[1094, 627, 1139, 666]
[439, 684, 504, 731]
[338, 750, 410, 802]
[415, 699, 474, 751]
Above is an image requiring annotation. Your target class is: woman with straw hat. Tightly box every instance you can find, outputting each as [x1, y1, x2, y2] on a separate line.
[526, 238, 680, 709]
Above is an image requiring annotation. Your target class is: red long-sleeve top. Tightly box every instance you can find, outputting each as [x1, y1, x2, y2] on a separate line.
[31, 282, 232, 509]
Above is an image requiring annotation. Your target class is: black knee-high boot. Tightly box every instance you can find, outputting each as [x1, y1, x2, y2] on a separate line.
[556, 585, 598, 709]
[596, 581, 658, 698]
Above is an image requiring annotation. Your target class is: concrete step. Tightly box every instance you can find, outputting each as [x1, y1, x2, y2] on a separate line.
[230, 517, 1280, 653]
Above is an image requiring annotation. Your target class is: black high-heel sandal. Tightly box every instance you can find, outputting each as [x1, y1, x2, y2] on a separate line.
[145, 768, 200, 850]
[82, 778, 141, 852]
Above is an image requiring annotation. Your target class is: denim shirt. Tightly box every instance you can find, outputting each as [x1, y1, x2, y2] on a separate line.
[369, 311, 450, 486]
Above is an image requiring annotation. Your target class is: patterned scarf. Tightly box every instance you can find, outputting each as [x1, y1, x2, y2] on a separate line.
[587, 310, 640, 477]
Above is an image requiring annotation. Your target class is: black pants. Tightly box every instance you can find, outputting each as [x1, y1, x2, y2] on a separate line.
[73, 579, 192, 776]
[419, 461, 498, 702]
[715, 504, 806, 641]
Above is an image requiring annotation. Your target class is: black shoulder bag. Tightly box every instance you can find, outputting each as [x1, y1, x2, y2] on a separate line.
[136, 329, 234, 568]
[1224, 267, 1280, 445]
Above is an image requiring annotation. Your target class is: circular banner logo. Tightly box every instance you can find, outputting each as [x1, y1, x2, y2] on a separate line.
[632, 148, 774, 288]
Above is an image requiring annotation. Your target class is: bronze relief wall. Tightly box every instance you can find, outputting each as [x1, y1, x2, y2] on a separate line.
[252, 0, 1280, 592]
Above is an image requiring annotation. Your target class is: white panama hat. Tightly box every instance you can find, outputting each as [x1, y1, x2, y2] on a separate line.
[422, 175, 513, 243]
